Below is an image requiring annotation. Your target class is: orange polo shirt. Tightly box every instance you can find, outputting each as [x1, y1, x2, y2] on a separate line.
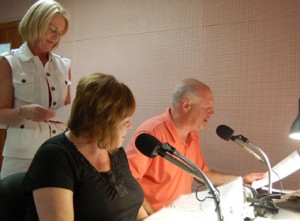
[126, 108, 209, 211]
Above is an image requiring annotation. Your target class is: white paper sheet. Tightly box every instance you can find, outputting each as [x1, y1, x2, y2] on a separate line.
[145, 177, 245, 221]
[252, 151, 300, 190]
[144, 176, 300, 221]
[50, 104, 72, 124]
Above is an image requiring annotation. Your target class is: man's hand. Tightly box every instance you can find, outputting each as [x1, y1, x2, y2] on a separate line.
[242, 172, 265, 185]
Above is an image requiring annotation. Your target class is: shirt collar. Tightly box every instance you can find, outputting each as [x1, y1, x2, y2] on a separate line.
[18, 42, 54, 63]
[164, 108, 179, 143]
[163, 108, 197, 144]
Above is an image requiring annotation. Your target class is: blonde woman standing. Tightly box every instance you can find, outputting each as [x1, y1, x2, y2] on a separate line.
[0, 0, 71, 179]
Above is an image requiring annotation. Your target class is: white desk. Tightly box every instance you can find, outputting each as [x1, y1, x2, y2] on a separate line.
[145, 207, 300, 221]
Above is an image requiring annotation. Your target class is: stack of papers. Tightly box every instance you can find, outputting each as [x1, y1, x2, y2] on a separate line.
[146, 177, 245, 221]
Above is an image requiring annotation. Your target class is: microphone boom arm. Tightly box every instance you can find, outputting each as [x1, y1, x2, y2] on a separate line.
[216, 125, 273, 195]
[234, 135, 273, 194]
[232, 136, 265, 164]
[160, 152, 204, 181]
[162, 143, 224, 221]
[245, 140, 273, 195]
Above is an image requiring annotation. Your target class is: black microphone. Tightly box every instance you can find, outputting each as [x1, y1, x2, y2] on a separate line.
[135, 133, 161, 158]
[216, 124, 274, 195]
[216, 124, 234, 141]
[135, 133, 181, 158]
[135, 133, 198, 177]
[216, 124, 264, 163]
[216, 124, 249, 143]
[135, 133, 224, 221]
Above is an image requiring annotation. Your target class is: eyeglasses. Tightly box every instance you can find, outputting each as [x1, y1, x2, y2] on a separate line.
[48, 23, 63, 37]
[202, 106, 214, 114]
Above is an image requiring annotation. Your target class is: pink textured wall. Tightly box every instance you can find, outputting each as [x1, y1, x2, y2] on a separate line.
[1, 0, 299, 190]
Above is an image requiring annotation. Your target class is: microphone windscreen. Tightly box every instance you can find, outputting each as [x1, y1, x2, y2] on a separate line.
[135, 133, 162, 158]
[216, 124, 234, 141]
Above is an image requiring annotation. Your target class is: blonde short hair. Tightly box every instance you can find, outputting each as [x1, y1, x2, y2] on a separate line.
[19, 0, 70, 48]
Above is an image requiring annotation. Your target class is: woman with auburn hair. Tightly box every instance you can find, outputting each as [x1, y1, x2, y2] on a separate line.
[0, 0, 71, 179]
[23, 73, 149, 221]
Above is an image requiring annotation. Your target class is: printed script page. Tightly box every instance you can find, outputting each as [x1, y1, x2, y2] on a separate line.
[252, 151, 300, 190]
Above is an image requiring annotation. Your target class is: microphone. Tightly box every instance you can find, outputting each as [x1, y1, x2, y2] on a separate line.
[216, 124, 273, 195]
[216, 125, 264, 163]
[135, 133, 224, 221]
[135, 133, 161, 158]
[216, 124, 234, 141]
[135, 133, 199, 178]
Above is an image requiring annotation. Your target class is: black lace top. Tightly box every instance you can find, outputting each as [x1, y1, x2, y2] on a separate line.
[23, 133, 144, 221]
